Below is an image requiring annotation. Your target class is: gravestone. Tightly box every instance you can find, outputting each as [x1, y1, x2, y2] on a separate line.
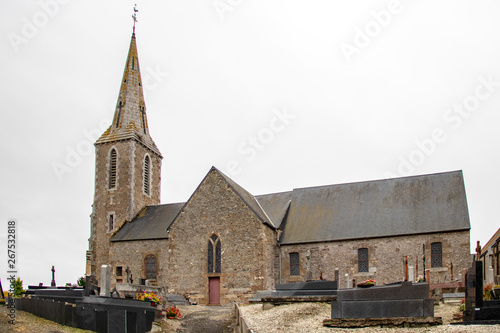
[125, 267, 132, 284]
[85, 275, 99, 296]
[334, 268, 339, 283]
[487, 255, 494, 285]
[305, 249, 312, 281]
[464, 260, 500, 322]
[100, 265, 111, 297]
[408, 266, 415, 282]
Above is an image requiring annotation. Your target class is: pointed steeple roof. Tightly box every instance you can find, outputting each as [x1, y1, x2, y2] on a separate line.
[96, 33, 161, 156]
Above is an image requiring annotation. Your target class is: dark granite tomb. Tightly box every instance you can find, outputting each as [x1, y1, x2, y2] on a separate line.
[463, 260, 500, 322]
[331, 281, 434, 319]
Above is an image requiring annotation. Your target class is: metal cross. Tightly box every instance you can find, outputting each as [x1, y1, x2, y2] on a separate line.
[132, 4, 139, 33]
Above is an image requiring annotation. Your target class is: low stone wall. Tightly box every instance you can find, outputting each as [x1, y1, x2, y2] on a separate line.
[235, 304, 253, 333]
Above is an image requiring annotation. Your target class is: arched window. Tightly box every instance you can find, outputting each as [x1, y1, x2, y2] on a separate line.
[143, 155, 150, 196]
[431, 242, 442, 268]
[208, 235, 221, 273]
[145, 254, 157, 280]
[358, 248, 369, 272]
[108, 148, 117, 189]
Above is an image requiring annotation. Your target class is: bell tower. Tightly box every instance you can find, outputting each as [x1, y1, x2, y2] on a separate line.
[87, 21, 162, 281]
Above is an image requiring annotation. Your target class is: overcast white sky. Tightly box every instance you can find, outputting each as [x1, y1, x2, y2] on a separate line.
[1, 0, 499, 287]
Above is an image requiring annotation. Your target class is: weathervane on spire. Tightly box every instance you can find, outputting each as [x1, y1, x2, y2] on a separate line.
[132, 4, 138, 34]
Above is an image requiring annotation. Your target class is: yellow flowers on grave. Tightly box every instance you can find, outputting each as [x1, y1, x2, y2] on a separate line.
[135, 291, 162, 305]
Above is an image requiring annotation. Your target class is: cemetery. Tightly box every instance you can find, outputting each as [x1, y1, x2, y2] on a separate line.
[3, 259, 500, 332]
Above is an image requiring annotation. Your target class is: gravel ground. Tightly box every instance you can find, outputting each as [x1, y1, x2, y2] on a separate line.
[238, 302, 500, 333]
[157, 305, 235, 332]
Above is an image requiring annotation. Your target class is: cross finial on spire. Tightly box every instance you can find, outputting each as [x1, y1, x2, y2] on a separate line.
[132, 4, 138, 34]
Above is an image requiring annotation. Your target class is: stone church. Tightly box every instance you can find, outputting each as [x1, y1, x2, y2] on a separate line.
[86, 31, 471, 305]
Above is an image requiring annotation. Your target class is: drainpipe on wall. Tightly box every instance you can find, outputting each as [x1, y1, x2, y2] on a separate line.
[278, 244, 282, 285]
[277, 230, 282, 285]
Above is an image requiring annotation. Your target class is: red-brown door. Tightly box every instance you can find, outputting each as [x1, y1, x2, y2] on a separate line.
[209, 277, 220, 305]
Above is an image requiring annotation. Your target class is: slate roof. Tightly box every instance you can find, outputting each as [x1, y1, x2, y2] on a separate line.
[111, 169, 470, 244]
[278, 170, 470, 245]
[111, 203, 183, 242]
[255, 191, 292, 229]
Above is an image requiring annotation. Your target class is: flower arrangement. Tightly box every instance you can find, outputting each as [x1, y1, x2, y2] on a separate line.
[135, 291, 162, 304]
[357, 279, 376, 288]
[166, 306, 181, 319]
[483, 283, 494, 300]
[459, 298, 465, 312]
[416, 275, 424, 283]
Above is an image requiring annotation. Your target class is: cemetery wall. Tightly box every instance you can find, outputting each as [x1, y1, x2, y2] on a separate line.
[279, 230, 470, 286]
[166, 169, 277, 305]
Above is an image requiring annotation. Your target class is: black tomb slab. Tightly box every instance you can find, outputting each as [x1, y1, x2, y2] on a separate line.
[331, 281, 434, 319]
[272, 280, 338, 297]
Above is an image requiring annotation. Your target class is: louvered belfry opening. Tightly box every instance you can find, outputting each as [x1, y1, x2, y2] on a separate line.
[109, 148, 117, 189]
[143, 155, 150, 195]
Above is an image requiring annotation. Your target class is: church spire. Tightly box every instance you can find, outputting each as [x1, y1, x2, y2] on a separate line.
[96, 6, 161, 156]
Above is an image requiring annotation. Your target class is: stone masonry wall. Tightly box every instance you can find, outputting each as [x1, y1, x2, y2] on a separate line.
[109, 239, 169, 289]
[90, 139, 161, 286]
[167, 170, 277, 305]
[279, 230, 470, 287]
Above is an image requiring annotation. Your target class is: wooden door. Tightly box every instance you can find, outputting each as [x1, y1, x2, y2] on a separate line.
[208, 277, 220, 305]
